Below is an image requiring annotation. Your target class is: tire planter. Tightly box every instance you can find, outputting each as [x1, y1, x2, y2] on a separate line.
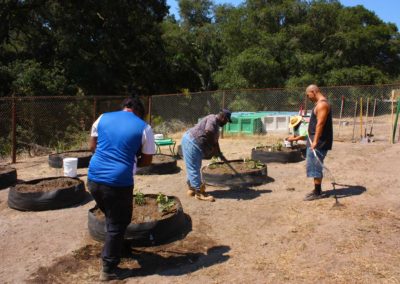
[48, 150, 92, 169]
[176, 144, 213, 160]
[8, 177, 86, 211]
[88, 194, 187, 245]
[202, 159, 268, 187]
[136, 154, 179, 175]
[0, 166, 17, 190]
[251, 145, 305, 163]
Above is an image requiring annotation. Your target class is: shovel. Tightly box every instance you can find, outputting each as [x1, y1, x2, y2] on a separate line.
[218, 154, 248, 183]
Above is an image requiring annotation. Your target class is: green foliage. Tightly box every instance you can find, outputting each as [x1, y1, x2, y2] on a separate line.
[156, 193, 175, 213]
[134, 190, 146, 206]
[6, 60, 67, 96]
[1, 0, 400, 96]
[0, 137, 11, 157]
[243, 158, 265, 169]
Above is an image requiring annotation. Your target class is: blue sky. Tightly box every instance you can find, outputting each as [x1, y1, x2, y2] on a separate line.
[166, 0, 400, 29]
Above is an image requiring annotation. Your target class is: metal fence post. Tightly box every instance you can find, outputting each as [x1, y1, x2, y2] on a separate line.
[11, 93, 16, 163]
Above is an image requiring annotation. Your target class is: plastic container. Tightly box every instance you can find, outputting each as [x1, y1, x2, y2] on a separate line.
[154, 134, 164, 140]
[63, 158, 78, 178]
[284, 140, 292, 148]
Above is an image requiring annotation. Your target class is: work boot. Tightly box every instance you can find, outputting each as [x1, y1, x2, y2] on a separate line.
[303, 190, 325, 201]
[195, 183, 215, 202]
[99, 267, 131, 281]
[186, 181, 195, 197]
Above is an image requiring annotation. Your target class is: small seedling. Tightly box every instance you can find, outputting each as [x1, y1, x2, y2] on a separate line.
[134, 189, 146, 205]
[156, 193, 175, 213]
[244, 158, 265, 169]
[209, 156, 222, 169]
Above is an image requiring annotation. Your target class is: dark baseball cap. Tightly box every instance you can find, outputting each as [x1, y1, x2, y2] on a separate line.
[221, 109, 232, 123]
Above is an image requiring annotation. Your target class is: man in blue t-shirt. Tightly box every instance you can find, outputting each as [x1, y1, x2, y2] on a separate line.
[88, 96, 155, 281]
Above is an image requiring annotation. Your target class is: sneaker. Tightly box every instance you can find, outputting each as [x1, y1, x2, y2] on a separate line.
[195, 192, 215, 202]
[99, 267, 131, 281]
[303, 190, 324, 201]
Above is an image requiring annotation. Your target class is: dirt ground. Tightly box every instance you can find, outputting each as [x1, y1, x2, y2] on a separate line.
[1, 135, 400, 283]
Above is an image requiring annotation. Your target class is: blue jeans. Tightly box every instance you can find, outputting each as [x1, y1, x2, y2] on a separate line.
[181, 132, 203, 190]
[306, 147, 328, 178]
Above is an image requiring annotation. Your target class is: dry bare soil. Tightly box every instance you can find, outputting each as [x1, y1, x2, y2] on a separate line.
[1, 136, 400, 283]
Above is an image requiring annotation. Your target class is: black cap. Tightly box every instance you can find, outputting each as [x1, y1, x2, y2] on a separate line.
[221, 108, 232, 123]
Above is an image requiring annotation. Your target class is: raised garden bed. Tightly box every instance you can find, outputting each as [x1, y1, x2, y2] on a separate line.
[202, 159, 268, 187]
[48, 150, 92, 168]
[0, 165, 17, 189]
[136, 154, 179, 175]
[88, 193, 187, 245]
[251, 144, 306, 163]
[8, 177, 86, 211]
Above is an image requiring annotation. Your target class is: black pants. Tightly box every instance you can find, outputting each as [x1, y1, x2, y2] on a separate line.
[88, 180, 133, 271]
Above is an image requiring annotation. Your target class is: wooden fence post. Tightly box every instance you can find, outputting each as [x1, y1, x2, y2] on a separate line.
[11, 93, 16, 163]
[148, 96, 152, 126]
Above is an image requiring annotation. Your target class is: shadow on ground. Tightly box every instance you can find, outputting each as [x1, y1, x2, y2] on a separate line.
[324, 184, 367, 199]
[28, 217, 228, 283]
[209, 187, 273, 200]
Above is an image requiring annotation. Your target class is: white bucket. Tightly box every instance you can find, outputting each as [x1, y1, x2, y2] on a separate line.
[63, 157, 78, 178]
[154, 133, 164, 140]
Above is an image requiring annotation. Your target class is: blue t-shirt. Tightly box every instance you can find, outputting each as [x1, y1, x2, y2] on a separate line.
[88, 111, 146, 187]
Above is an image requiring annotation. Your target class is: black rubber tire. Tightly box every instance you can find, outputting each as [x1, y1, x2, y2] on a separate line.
[136, 154, 179, 175]
[88, 194, 187, 245]
[202, 159, 268, 187]
[176, 144, 212, 160]
[48, 150, 93, 169]
[251, 146, 304, 163]
[8, 177, 86, 211]
[0, 166, 17, 190]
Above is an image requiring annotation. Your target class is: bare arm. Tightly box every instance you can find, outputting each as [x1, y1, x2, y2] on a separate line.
[137, 153, 152, 167]
[312, 102, 329, 149]
[89, 136, 97, 152]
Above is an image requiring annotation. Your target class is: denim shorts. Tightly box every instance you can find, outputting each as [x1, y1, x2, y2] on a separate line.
[306, 147, 328, 178]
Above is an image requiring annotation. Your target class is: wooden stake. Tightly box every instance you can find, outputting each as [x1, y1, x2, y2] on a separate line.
[351, 100, 358, 143]
[365, 97, 369, 138]
[360, 97, 363, 139]
[391, 90, 394, 144]
[337, 96, 344, 138]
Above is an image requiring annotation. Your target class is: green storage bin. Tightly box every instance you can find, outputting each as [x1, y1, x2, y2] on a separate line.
[224, 117, 262, 135]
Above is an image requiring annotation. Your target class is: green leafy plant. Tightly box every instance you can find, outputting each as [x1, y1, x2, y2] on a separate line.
[243, 158, 265, 169]
[134, 189, 146, 206]
[271, 141, 283, 152]
[156, 193, 175, 213]
[208, 156, 222, 169]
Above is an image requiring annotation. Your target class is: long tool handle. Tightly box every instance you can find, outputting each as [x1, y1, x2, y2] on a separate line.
[369, 98, 377, 136]
[352, 101, 358, 142]
[219, 155, 246, 182]
[337, 96, 344, 138]
[365, 98, 369, 138]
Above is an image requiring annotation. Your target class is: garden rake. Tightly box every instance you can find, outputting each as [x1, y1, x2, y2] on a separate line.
[307, 134, 344, 209]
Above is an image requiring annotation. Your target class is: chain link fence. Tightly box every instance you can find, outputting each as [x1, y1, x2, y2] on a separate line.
[1, 84, 399, 163]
